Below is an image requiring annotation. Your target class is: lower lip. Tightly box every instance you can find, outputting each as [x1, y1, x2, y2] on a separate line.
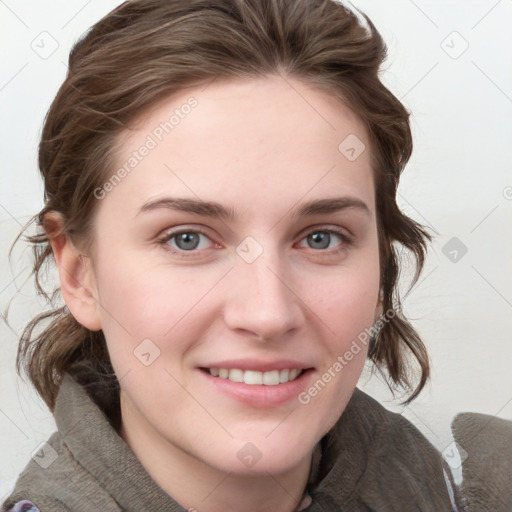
[198, 369, 313, 408]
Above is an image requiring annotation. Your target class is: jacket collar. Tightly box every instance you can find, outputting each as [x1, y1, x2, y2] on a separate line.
[56, 374, 184, 510]
[55, 374, 451, 511]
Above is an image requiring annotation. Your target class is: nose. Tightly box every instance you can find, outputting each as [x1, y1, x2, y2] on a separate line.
[222, 245, 304, 341]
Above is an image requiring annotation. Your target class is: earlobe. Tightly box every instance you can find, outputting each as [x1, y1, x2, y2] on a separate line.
[44, 212, 102, 331]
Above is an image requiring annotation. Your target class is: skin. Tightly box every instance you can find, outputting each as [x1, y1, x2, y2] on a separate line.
[48, 74, 383, 512]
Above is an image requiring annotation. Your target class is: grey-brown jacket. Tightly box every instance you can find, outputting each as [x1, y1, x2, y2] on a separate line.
[3, 374, 510, 511]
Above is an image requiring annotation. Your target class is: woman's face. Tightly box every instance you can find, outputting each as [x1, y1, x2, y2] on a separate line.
[85, 75, 382, 476]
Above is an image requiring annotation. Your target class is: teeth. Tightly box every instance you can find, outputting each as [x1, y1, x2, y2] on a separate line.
[228, 369, 244, 383]
[289, 369, 299, 381]
[208, 368, 303, 385]
[262, 370, 279, 386]
[244, 370, 263, 385]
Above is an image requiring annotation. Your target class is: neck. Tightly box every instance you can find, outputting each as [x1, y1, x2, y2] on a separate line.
[118, 397, 312, 512]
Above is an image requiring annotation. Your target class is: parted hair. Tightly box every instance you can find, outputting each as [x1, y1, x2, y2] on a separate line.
[12, 0, 432, 427]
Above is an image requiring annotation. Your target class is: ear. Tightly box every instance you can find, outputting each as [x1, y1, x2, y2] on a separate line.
[44, 212, 102, 331]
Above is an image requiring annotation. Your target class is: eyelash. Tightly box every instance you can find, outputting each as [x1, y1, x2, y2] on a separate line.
[156, 226, 354, 258]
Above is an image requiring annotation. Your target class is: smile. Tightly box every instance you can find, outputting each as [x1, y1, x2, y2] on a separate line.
[206, 368, 303, 385]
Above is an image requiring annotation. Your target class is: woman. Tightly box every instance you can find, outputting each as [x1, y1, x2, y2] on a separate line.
[2, 0, 475, 510]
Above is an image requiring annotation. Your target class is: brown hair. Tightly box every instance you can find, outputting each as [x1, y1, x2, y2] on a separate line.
[12, 0, 432, 425]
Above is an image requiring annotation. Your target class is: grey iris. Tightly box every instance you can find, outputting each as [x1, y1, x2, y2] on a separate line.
[176, 232, 200, 250]
[308, 232, 330, 249]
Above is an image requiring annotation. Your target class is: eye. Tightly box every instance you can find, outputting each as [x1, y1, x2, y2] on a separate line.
[298, 228, 352, 251]
[157, 229, 217, 254]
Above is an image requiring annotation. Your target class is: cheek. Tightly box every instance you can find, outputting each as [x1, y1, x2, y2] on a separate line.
[92, 255, 219, 364]
[308, 261, 380, 349]
[304, 275, 378, 432]
[94, 254, 180, 326]
[331, 285, 379, 346]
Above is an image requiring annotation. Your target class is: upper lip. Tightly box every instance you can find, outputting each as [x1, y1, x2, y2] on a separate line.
[199, 359, 313, 372]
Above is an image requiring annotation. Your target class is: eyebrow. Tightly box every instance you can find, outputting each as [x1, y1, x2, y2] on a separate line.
[138, 197, 237, 220]
[137, 196, 371, 220]
[293, 197, 370, 218]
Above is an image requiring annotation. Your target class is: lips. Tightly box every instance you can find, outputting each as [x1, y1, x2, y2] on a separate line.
[206, 368, 303, 385]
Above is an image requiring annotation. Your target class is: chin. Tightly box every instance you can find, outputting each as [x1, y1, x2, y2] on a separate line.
[222, 422, 322, 475]
[211, 442, 313, 477]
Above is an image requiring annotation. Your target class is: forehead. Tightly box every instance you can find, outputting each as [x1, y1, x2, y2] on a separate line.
[105, 74, 375, 219]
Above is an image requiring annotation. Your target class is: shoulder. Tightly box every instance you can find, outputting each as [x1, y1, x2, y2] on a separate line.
[331, 387, 455, 509]
[345, 388, 447, 469]
[1, 431, 121, 512]
[451, 411, 512, 511]
[2, 432, 69, 512]
[344, 387, 437, 449]
[2, 501, 40, 512]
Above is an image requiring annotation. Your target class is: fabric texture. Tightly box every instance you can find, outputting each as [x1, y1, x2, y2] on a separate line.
[4, 501, 39, 512]
[2, 374, 459, 511]
[451, 411, 512, 512]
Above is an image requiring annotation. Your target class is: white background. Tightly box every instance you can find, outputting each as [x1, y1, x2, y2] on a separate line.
[1, 0, 511, 499]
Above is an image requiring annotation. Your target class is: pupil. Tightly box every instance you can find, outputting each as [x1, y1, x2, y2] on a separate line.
[177, 233, 199, 250]
[309, 232, 330, 249]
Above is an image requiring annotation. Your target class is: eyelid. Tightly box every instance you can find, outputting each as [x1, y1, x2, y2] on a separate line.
[158, 226, 214, 240]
